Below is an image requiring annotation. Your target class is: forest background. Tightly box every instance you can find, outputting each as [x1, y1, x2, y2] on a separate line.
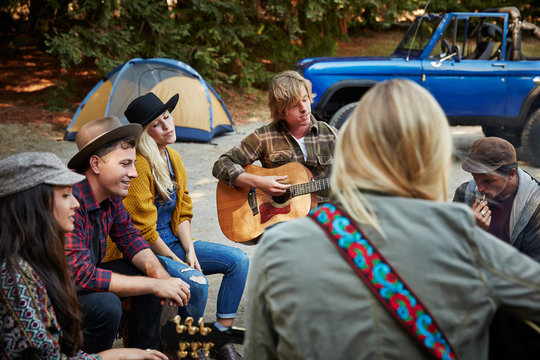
[1, 0, 539, 127]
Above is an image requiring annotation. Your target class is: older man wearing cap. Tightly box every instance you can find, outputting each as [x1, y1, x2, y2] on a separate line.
[65, 116, 191, 353]
[453, 136, 540, 360]
[453, 137, 540, 259]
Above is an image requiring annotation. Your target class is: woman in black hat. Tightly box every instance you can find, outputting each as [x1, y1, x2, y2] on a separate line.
[0, 152, 167, 360]
[121, 92, 249, 360]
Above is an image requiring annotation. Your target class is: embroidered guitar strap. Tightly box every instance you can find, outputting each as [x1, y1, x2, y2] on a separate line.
[309, 203, 459, 360]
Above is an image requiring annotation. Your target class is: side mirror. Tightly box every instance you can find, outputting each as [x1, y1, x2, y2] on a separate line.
[452, 44, 461, 62]
[431, 44, 461, 67]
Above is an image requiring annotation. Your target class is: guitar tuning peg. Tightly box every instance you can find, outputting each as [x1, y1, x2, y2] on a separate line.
[176, 349, 188, 359]
[177, 342, 190, 358]
[189, 341, 202, 359]
[187, 318, 199, 335]
[198, 318, 212, 336]
[176, 322, 187, 334]
[200, 326, 211, 336]
[173, 315, 187, 333]
[203, 342, 214, 353]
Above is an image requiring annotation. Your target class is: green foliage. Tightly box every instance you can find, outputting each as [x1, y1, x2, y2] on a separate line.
[46, 81, 72, 112]
[38, 0, 352, 88]
[44, 76, 81, 112]
[2, 0, 539, 89]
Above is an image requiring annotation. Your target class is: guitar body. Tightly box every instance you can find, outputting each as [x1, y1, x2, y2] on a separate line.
[216, 162, 318, 243]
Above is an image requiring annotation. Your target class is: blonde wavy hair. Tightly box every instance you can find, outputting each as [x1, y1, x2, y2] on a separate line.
[137, 129, 175, 201]
[268, 70, 315, 122]
[331, 79, 452, 232]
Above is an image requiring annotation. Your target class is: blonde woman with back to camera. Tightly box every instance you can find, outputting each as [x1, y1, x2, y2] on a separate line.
[244, 79, 540, 360]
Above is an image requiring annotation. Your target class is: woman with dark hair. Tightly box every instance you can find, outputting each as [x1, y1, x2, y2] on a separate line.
[0, 152, 167, 360]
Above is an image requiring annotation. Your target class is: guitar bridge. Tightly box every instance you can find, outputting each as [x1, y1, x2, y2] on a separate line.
[247, 188, 259, 216]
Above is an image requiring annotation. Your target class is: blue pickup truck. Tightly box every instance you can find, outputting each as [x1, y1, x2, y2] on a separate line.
[295, 7, 540, 165]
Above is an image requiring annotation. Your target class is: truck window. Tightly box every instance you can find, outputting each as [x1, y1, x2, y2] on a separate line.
[394, 15, 441, 58]
[428, 16, 505, 60]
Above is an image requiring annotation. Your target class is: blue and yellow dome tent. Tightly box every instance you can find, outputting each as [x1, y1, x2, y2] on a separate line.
[65, 58, 234, 142]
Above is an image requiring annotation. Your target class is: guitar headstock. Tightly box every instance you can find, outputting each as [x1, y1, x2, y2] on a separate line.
[161, 316, 244, 359]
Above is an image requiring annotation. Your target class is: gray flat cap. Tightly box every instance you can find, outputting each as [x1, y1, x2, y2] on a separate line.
[0, 152, 85, 198]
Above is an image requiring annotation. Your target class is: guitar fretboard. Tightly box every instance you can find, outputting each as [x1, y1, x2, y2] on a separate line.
[291, 178, 330, 197]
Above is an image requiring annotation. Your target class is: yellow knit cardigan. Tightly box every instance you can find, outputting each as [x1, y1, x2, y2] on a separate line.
[103, 147, 193, 262]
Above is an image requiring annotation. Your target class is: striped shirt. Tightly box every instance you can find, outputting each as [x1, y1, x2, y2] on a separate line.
[65, 178, 149, 292]
[212, 117, 338, 202]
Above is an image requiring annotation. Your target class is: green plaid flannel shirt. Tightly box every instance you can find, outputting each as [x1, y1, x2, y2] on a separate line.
[212, 116, 338, 202]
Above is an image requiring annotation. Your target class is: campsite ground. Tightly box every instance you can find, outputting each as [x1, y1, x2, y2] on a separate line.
[2, 30, 540, 356]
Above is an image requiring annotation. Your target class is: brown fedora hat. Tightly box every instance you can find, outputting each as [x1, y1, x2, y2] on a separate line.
[68, 116, 142, 170]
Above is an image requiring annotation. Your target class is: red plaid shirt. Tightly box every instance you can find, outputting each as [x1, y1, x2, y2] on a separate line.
[65, 178, 150, 293]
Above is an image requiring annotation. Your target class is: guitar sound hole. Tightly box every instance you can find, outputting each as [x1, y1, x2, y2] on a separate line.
[272, 189, 291, 204]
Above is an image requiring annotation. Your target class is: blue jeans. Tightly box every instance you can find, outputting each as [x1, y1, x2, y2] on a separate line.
[78, 292, 122, 353]
[154, 176, 249, 319]
[79, 258, 162, 352]
[164, 239, 249, 319]
[158, 255, 208, 319]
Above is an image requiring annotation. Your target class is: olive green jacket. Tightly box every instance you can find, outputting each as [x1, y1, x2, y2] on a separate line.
[245, 194, 540, 360]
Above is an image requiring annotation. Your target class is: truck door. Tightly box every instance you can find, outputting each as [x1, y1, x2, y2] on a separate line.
[421, 15, 508, 119]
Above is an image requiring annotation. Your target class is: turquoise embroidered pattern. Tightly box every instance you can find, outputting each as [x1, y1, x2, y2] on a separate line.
[310, 203, 457, 360]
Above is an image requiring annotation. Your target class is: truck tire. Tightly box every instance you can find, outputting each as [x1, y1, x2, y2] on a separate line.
[329, 102, 357, 129]
[521, 109, 540, 167]
[482, 125, 521, 147]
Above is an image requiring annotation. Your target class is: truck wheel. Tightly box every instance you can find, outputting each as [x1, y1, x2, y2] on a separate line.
[482, 125, 521, 147]
[521, 109, 540, 167]
[329, 102, 357, 129]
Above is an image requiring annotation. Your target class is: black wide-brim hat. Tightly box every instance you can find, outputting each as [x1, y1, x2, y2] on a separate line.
[124, 92, 179, 127]
[67, 116, 142, 170]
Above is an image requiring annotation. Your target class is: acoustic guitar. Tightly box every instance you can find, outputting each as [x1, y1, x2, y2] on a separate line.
[216, 162, 330, 243]
[161, 316, 244, 360]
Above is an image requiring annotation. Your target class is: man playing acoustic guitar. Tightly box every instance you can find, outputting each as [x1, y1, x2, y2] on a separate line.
[212, 70, 338, 204]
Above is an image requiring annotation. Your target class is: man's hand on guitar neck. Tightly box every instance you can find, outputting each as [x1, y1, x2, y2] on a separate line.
[235, 172, 292, 196]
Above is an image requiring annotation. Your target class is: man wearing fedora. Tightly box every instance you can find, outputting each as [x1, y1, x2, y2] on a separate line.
[65, 116, 191, 353]
[453, 136, 540, 359]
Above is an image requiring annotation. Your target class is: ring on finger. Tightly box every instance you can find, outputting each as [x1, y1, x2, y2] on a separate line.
[146, 349, 151, 354]
[481, 210, 487, 217]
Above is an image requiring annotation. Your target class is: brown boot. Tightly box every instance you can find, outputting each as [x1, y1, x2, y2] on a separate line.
[214, 344, 243, 360]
